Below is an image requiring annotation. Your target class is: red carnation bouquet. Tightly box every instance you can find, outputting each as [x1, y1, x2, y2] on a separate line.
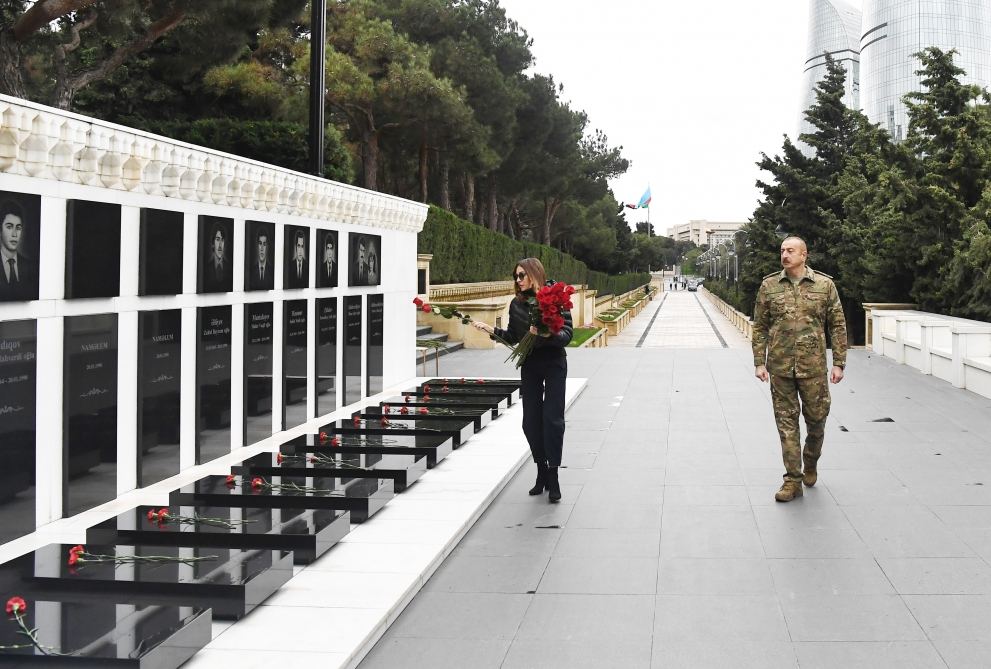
[506, 281, 575, 368]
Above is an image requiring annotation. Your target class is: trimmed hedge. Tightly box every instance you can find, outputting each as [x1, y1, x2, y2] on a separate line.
[420, 206, 648, 296]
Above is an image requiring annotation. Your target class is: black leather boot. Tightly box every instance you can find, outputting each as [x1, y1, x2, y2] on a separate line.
[546, 466, 561, 503]
[528, 462, 548, 496]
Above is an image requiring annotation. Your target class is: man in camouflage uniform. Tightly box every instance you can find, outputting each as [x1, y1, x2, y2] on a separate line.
[752, 236, 847, 502]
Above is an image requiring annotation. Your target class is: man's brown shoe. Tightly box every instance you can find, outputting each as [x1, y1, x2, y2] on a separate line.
[803, 470, 817, 487]
[774, 480, 804, 502]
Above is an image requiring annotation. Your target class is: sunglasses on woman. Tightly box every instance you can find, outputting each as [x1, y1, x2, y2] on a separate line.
[514, 272, 527, 281]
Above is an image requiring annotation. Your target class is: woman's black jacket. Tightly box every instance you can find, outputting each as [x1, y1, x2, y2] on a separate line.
[492, 284, 573, 356]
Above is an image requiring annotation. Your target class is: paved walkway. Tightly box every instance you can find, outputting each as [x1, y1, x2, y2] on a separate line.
[610, 290, 749, 349]
[359, 294, 991, 669]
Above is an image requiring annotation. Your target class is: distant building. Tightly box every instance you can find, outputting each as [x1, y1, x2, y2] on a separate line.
[799, 0, 861, 143]
[860, 0, 991, 141]
[667, 220, 745, 247]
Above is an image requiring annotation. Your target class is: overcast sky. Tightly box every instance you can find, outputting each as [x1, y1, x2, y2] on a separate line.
[497, 0, 855, 236]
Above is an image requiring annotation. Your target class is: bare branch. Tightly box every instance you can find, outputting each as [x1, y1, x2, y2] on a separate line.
[14, 0, 99, 41]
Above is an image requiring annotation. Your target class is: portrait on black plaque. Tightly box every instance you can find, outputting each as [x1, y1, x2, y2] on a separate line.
[0, 192, 40, 302]
[245, 220, 275, 292]
[316, 229, 338, 289]
[348, 233, 381, 287]
[197, 216, 234, 294]
[284, 225, 309, 290]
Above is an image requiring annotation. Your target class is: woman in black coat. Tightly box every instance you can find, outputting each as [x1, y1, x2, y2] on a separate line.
[473, 258, 573, 502]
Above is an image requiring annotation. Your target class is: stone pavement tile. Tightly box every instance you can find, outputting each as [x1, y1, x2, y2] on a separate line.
[579, 467, 664, 488]
[566, 501, 663, 530]
[877, 557, 991, 595]
[387, 592, 531, 640]
[651, 642, 797, 669]
[358, 637, 511, 669]
[930, 641, 991, 669]
[453, 524, 562, 558]
[930, 505, 991, 529]
[561, 452, 596, 469]
[553, 528, 661, 558]
[472, 499, 575, 530]
[908, 483, 991, 506]
[903, 595, 991, 641]
[653, 595, 789, 643]
[663, 484, 750, 507]
[843, 506, 976, 558]
[823, 471, 920, 506]
[593, 449, 665, 471]
[423, 554, 550, 593]
[780, 595, 926, 641]
[502, 637, 652, 669]
[576, 483, 663, 507]
[760, 527, 873, 558]
[792, 641, 946, 669]
[516, 594, 654, 641]
[661, 506, 756, 532]
[659, 524, 765, 559]
[769, 558, 895, 596]
[664, 462, 745, 486]
[656, 558, 775, 596]
[752, 503, 856, 531]
[537, 556, 658, 595]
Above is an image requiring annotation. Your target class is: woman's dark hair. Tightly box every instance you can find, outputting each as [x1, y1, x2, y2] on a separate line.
[513, 257, 547, 299]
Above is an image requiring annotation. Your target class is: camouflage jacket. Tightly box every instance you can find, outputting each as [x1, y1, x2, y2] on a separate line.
[751, 267, 848, 378]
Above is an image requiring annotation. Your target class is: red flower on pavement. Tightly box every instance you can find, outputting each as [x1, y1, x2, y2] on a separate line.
[418, 407, 429, 415]
[413, 297, 423, 307]
[5, 597, 25, 616]
[225, 474, 236, 486]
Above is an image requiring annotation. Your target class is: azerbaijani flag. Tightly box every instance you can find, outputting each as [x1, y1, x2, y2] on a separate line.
[626, 186, 651, 209]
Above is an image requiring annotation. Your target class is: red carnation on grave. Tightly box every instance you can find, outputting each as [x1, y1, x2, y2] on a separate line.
[352, 415, 361, 427]
[379, 417, 390, 426]
[404, 395, 411, 404]
[442, 385, 449, 392]
[5, 597, 25, 616]
[400, 406, 409, 415]
[423, 384, 431, 393]
[251, 477, 264, 489]
[330, 436, 340, 447]
[418, 407, 429, 415]
[276, 453, 284, 464]
[146, 509, 157, 522]
[319, 431, 329, 444]
[383, 404, 391, 414]
[225, 474, 236, 486]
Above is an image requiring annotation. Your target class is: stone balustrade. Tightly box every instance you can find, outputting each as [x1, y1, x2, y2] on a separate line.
[869, 308, 991, 400]
[429, 281, 515, 301]
[0, 94, 425, 233]
[701, 288, 753, 340]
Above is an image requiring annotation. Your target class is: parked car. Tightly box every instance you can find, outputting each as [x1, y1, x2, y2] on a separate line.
[687, 279, 699, 291]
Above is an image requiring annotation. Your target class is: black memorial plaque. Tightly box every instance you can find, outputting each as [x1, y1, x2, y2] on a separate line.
[284, 225, 310, 289]
[313, 421, 453, 468]
[197, 216, 234, 293]
[382, 394, 505, 419]
[245, 220, 275, 292]
[244, 302, 273, 445]
[342, 296, 362, 406]
[137, 310, 181, 488]
[366, 294, 384, 396]
[196, 306, 231, 464]
[316, 298, 337, 416]
[316, 229, 339, 288]
[361, 402, 491, 432]
[348, 232, 381, 286]
[65, 200, 121, 299]
[283, 300, 308, 429]
[266, 445, 426, 493]
[0, 191, 40, 302]
[0, 598, 211, 668]
[63, 314, 117, 517]
[139, 208, 184, 296]
[0, 320, 36, 544]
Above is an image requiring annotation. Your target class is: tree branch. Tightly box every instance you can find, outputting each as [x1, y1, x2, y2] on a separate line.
[14, 0, 99, 41]
[54, 9, 97, 81]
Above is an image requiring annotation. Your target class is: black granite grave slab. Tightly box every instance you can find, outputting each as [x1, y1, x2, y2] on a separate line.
[359, 403, 491, 432]
[380, 395, 504, 419]
[86, 504, 349, 566]
[8, 543, 291, 620]
[339, 413, 473, 447]
[170, 473, 392, 524]
[402, 389, 512, 409]
[294, 430, 453, 468]
[236, 450, 427, 493]
[0, 319, 37, 545]
[0, 598, 210, 668]
[418, 381, 520, 404]
[424, 378, 521, 390]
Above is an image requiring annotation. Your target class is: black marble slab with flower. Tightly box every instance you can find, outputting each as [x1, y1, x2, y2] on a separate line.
[85, 504, 349, 566]
[236, 450, 427, 493]
[3, 543, 291, 620]
[290, 430, 453, 469]
[401, 389, 512, 408]
[379, 394, 506, 419]
[358, 403, 491, 432]
[331, 412, 474, 447]
[416, 380, 520, 403]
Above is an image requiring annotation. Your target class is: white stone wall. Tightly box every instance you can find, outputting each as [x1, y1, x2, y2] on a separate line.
[0, 94, 427, 529]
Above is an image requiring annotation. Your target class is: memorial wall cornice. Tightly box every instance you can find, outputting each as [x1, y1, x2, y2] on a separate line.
[0, 94, 427, 233]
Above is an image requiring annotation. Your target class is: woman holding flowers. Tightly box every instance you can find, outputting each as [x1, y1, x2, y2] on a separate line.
[472, 258, 573, 502]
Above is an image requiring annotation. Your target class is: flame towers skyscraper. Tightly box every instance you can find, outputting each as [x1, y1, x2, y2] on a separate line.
[799, 0, 862, 142]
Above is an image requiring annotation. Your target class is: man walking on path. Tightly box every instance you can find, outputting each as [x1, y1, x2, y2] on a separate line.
[752, 236, 847, 502]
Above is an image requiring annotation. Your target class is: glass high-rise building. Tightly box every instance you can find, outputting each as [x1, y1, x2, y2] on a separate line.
[860, 0, 991, 141]
[799, 0, 862, 142]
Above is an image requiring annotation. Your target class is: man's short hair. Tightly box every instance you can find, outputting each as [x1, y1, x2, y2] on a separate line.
[210, 221, 226, 241]
[256, 227, 268, 242]
[0, 199, 25, 223]
[295, 230, 305, 245]
[781, 235, 807, 250]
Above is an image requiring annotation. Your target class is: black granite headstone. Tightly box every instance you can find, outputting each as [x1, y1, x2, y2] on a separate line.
[283, 300, 308, 429]
[196, 306, 231, 463]
[63, 314, 117, 517]
[197, 216, 234, 293]
[342, 296, 362, 406]
[244, 302, 273, 445]
[316, 229, 338, 288]
[284, 225, 310, 290]
[245, 220, 275, 292]
[65, 200, 121, 299]
[0, 320, 36, 544]
[139, 208, 184, 296]
[0, 190, 40, 302]
[316, 298, 337, 416]
[137, 310, 181, 487]
[366, 294, 384, 396]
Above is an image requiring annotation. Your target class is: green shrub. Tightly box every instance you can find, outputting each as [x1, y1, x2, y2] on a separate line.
[420, 206, 649, 295]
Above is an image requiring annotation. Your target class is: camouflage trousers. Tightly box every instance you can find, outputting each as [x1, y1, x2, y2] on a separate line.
[769, 374, 831, 483]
